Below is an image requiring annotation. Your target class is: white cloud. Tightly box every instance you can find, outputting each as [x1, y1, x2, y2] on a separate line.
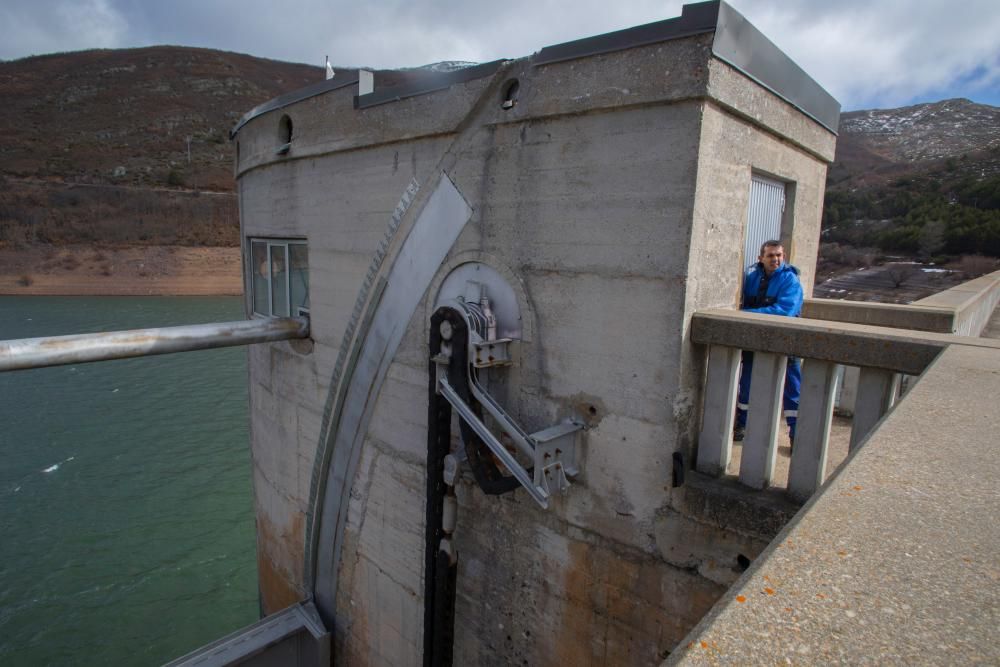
[733, 0, 1000, 108]
[0, 0, 127, 58]
[2, 0, 998, 110]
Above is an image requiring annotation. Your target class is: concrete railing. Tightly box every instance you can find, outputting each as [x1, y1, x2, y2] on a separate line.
[672, 340, 1000, 665]
[914, 269, 1000, 336]
[691, 308, 1000, 502]
[802, 269, 1000, 336]
[802, 269, 1000, 415]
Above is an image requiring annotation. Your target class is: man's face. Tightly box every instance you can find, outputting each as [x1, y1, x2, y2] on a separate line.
[759, 245, 784, 275]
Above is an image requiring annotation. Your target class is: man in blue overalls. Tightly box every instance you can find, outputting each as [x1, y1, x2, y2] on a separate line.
[734, 240, 803, 446]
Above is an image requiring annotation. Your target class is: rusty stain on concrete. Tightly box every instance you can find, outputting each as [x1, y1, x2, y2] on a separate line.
[256, 512, 306, 614]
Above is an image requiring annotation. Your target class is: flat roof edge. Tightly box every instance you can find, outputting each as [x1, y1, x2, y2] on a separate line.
[354, 60, 507, 110]
[532, 1, 720, 67]
[712, 2, 841, 134]
[230, 1, 840, 138]
[230, 76, 359, 138]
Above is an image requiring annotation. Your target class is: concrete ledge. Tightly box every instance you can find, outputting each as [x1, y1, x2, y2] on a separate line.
[915, 270, 1000, 336]
[667, 343, 1000, 665]
[675, 472, 800, 539]
[690, 308, 1000, 375]
[801, 298, 955, 333]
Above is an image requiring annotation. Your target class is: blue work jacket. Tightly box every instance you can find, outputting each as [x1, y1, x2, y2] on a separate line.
[741, 263, 803, 317]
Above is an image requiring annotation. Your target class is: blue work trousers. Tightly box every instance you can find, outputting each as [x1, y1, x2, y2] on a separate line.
[735, 351, 801, 438]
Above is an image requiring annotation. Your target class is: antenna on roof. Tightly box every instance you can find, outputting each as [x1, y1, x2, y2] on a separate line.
[325, 56, 335, 80]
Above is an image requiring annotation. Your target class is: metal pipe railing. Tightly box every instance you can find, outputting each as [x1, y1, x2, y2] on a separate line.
[0, 317, 310, 373]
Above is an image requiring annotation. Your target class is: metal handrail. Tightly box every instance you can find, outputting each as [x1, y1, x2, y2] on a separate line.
[0, 317, 310, 373]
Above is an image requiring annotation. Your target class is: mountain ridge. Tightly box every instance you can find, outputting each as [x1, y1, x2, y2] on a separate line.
[1, 47, 997, 261]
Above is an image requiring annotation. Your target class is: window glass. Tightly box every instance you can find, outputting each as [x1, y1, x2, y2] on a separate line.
[269, 244, 289, 317]
[248, 238, 307, 317]
[289, 243, 309, 314]
[251, 241, 269, 315]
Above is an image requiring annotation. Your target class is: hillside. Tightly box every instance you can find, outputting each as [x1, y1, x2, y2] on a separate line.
[833, 98, 1000, 182]
[1, 47, 997, 294]
[0, 46, 327, 294]
[0, 46, 323, 190]
[822, 98, 1000, 263]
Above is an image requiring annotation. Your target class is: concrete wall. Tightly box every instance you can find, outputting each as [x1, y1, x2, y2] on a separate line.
[234, 28, 835, 664]
[239, 103, 453, 610]
[914, 269, 1000, 336]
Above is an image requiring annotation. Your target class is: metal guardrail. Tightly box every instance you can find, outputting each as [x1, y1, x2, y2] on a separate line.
[0, 317, 310, 372]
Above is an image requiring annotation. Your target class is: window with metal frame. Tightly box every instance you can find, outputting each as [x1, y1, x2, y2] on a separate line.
[249, 238, 309, 317]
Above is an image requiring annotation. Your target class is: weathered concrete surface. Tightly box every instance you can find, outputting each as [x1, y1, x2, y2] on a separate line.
[239, 136, 450, 615]
[705, 59, 837, 163]
[232, 9, 838, 663]
[983, 299, 1000, 339]
[668, 342, 1000, 665]
[801, 298, 955, 333]
[691, 308, 1000, 375]
[803, 270, 1000, 338]
[914, 269, 1000, 336]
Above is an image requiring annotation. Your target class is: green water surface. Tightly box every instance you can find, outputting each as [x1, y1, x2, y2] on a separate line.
[0, 297, 258, 666]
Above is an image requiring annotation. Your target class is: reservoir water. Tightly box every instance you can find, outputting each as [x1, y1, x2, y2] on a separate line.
[0, 296, 258, 665]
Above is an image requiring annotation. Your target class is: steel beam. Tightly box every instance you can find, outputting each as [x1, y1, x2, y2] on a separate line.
[0, 317, 309, 372]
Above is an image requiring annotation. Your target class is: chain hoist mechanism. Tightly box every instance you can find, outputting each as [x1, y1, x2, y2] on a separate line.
[430, 266, 582, 509]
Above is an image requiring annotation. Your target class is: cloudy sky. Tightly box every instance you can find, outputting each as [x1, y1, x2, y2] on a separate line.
[2, 0, 998, 111]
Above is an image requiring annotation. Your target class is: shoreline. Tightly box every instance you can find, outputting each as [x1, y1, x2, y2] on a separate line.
[0, 245, 243, 297]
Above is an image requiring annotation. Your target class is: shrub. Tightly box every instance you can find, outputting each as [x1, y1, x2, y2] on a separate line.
[166, 169, 186, 187]
[950, 254, 998, 279]
[17, 274, 33, 287]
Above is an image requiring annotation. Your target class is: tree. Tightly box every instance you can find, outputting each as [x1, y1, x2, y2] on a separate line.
[884, 263, 918, 288]
[918, 220, 946, 260]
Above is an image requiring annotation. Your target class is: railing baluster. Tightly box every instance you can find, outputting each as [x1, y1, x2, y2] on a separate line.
[788, 359, 839, 501]
[740, 352, 787, 490]
[850, 368, 899, 450]
[696, 345, 741, 476]
[836, 365, 860, 416]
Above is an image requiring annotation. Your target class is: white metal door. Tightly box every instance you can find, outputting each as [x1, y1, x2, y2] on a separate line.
[745, 175, 786, 270]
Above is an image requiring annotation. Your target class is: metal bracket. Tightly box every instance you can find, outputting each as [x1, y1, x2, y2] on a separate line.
[436, 357, 583, 509]
[438, 376, 550, 507]
[470, 339, 514, 368]
[530, 420, 581, 493]
[432, 291, 582, 509]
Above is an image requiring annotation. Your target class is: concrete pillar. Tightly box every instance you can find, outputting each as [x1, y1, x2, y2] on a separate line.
[836, 365, 860, 416]
[850, 368, 899, 451]
[696, 345, 741, 476]
[788, 359, 838, 501]
[740, 352, 787, 489]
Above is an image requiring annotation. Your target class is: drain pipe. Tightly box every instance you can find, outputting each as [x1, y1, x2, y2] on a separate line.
[0, 317, 310, 373]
